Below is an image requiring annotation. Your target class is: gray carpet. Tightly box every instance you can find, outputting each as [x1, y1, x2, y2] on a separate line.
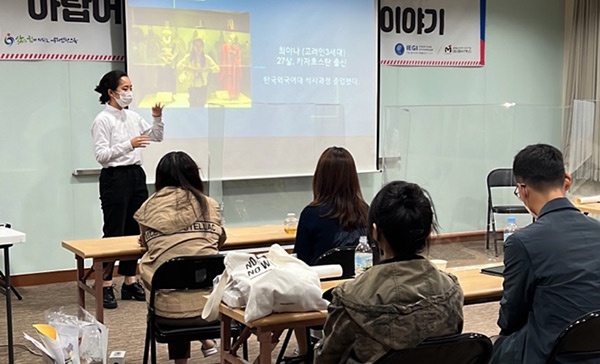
[0, 241, 501, 363]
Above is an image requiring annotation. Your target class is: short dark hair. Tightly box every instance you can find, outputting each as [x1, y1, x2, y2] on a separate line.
[154, 151, 208, 217]
[94, 70, 127, 104]
[368, 181, 439, 258]
[513, 144, 565, 190]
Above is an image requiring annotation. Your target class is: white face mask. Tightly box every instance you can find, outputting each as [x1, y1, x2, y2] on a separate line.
[115, 91, 133, 108]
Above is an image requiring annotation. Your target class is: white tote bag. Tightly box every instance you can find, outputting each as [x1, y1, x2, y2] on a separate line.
[202, 244, 328, 322]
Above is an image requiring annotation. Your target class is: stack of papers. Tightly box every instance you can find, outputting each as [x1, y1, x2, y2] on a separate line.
[575, 195, 600, 204]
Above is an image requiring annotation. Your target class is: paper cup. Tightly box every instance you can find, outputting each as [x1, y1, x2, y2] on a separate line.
[430, 259, 448, 271]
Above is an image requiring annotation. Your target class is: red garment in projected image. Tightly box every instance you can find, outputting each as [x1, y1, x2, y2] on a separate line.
[220, 41, 242, 99]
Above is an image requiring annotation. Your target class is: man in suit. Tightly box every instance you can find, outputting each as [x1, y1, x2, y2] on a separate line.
[492, 143, 600, 363]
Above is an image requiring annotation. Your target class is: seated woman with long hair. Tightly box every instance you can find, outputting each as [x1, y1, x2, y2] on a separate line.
[294, 146, 369, 265]
[314, 181, 464, 363]
[135, 151, 225, 364]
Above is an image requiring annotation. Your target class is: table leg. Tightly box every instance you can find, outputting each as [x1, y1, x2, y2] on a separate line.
[220, 314, 232, 364]
[0, 270, 22, 300]
[93, 260, 104, 323]
[257, 330, 273, 364]
[4, 246, 14, 364]
[76, 255, 85, 309]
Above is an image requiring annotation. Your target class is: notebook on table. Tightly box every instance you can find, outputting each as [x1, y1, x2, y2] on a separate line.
[481, 265, 505, 277]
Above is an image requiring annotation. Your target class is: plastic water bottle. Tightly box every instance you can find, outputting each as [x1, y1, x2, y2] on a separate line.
[354, 236, 373, 276]
[504, 216, 518, 243]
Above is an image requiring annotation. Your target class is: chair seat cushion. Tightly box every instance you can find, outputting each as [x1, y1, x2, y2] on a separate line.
[154, 323, 241, 343]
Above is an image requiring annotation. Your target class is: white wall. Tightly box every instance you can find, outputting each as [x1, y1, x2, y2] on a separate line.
[0, 0, 565, 275]
[380, 0, 565, 232]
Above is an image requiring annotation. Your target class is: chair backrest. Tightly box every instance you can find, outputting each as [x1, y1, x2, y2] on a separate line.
[487, 168, 520, 208]
[312, 247, 355, 279]
[546, 310, 600, 363]
[150, 254, 225, 293]
[487, 168, 518, 188]
[332, 227, 368, 248]
[375, 333, 493, 364]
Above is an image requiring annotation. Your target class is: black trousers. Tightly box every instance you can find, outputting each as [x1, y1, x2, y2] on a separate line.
[99, 165, 148, 281]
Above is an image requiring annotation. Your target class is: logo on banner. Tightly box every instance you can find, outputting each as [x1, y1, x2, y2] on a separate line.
[395, 43, 405, 56]
[1, 1, 125, 61]
[380, 0, 485, 66]
[3, 33, 15, 46]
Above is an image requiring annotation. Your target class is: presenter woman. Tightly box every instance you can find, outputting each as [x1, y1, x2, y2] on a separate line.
[92, 70, 164, 309]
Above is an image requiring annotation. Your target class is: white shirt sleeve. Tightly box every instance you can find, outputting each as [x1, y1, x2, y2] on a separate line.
[145, 114, 164, 142]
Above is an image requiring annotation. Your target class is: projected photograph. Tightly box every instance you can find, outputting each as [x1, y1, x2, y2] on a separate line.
[127, 8, 251, 108]
[125, 0, 378, 180]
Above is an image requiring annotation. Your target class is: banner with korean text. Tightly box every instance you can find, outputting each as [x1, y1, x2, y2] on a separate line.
[0, 0, 124, 61]
[380, 0, 485, 67]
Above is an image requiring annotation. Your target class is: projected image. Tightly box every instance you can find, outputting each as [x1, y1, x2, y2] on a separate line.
[127, 9, 251, 108]
[125, 0, 378, 180]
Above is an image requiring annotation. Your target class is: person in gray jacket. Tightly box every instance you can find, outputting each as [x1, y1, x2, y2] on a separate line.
[492, 144, 600, 364]
[314, 181, 464, 364]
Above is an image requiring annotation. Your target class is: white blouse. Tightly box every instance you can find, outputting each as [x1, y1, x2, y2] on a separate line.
[91, 104, 164, 168]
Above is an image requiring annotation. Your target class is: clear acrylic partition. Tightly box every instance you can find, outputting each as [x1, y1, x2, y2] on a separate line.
[381, 103, 563, 244]
[313, 103, 346, 160]
[205, 102, 346, 227]
[206, 105, 225, 221]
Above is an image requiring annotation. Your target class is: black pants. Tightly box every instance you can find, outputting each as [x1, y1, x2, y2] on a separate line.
[99, 165, 148, 281]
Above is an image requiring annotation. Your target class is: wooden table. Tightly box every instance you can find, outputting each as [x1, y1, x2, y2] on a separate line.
[449, 265, 504, 304]
[216, 268, 504, 364]
[0, 227, 26, 364]
[61, 225, 295, 323]
[574, 202, 600, 215]
[218, 280, 345, 364]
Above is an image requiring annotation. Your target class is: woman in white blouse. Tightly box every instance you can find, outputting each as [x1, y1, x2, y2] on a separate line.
[91, 70, 164, 310]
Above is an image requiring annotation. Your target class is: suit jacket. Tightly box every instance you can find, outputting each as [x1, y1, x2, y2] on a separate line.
[495, 197, 600, 363]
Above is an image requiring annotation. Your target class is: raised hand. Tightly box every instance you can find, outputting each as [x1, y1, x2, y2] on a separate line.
[152, 103, 164, 117]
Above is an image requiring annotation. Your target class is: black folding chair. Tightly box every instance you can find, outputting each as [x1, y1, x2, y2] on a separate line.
[546, 310, 600, 363]
[486, 168, 530, 256]
[312, 246, 355, 281]
[375, 333, 493, 364]
[142, 254, 246, 364]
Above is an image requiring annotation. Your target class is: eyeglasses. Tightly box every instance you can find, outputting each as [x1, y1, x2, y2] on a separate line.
[513, 183, 526, 199]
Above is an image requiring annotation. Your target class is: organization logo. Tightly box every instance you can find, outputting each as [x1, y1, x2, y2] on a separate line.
[4, 33, 15, 46]
[445, 44, 452, 53]
[394, 43, 405, 56]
